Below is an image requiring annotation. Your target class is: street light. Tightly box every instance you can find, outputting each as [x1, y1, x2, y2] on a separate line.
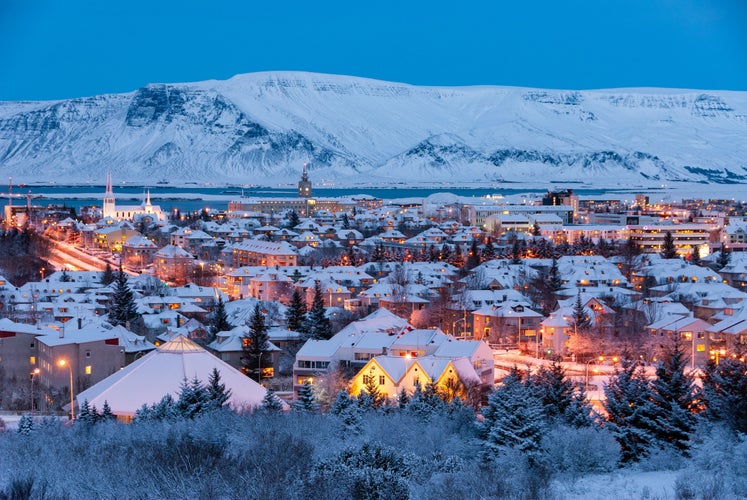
[30, 368, 40, 415]
[453, 317, 467, 339]
[256, 351, 263, 384]
[58, 359, 74, 422]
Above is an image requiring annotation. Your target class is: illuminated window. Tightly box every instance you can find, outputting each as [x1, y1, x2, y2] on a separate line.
[85, 365, 92, 375]
[30, 356, 36, 365]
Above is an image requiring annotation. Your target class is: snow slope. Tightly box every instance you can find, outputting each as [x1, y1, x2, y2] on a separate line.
[0, 72, 745, 187]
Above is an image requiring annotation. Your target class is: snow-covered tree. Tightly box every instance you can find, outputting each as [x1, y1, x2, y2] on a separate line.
[661, 231, 677, 259]
[293, 381, 319, 414]
[207, 296, 232, 344]
[16, 414, 34, 435]
[110, 267, 139, 327]
[285, 288, 307, 333]
[302, 281, 333, 341]
[242, 303, 272, 382]
[480, 370, 546, 457]
[701, 356, 747, 435]
[206, 368, 232, 411]
[649, 335, 698, 456]
[603, 359, 658, 463]
[259, 388, 284, 414]
[531, 361, 594, 427]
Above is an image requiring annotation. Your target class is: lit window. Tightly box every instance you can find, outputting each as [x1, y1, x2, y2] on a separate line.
[85, 365, 92, 375]
[30, 356, 36, 365]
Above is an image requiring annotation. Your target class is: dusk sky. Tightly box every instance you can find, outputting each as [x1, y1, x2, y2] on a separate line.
[1, 0, 746, 101]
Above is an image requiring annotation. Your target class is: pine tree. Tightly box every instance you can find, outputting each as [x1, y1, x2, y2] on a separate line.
[207, 296, 233, 344]
[110, 267, 139, 327]
[330, 390, 362, 434]
[76, 399, 96, 426]
[287, 209, 300, 228]
[396, 388, 410, 409]
[661, 231, 677, 259]
[293, 381, 319, 413]
[482, 236, 496, 261]
[649, 335, 698, 456]
[302, 281, 333, 340]
[285, 288, 307, 333]
[260, 387, 284, 413]
[242, 304, 271, 382]
[701, 356, 747, 434]
[572, 290, 591, 332]
[465, 239, 481, 270]
[175, 376, 209, 419]
[358, 372, 385, 410]
[511, 235, 522, 264]
[480, 371, 546, 456]
[716, 247, 731, 270]
[690, 246, 702, 266]
[548, 256, 562, 291]
[206, 367, 232, 411]
[101, 262, 115, 285]
[17, 414, 34, 435]
[100, 400, 115, 422]
[531, 361, 593, 426]
[532, 220, 542, 237]
[603, 359, 658, 463]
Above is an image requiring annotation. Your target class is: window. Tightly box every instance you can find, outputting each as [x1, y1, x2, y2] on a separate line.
[30, 356, 36, 365]
[363, 375, 370, 385]
[85, 365, 92, 375]
[379, 375, 385, 385]
[86, 351, 92, 358]
[30, 342, 35, 349]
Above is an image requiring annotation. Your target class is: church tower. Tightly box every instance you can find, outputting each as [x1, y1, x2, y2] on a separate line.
[298, 163, 312, 198]
[103, 173, 116, 219]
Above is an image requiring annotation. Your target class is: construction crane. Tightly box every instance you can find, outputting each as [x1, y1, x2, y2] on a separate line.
[1, 177, 43, 227]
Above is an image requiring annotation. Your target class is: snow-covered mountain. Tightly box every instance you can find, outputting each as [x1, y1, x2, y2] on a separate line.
[1, 72, 746, 187]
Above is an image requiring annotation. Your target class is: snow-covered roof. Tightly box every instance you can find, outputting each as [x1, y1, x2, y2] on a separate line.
[76, 335, 274, 416]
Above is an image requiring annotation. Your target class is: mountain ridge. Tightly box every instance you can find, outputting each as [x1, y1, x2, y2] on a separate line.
[0, 71, 745, 187]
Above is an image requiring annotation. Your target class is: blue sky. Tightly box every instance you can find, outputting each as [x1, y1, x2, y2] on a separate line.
[1, 0, 745, 100]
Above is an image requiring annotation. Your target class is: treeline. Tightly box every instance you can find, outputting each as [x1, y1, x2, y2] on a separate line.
[2, 348, 746, 499]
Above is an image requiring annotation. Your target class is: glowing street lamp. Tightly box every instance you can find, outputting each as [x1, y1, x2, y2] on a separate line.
[30, 368, 40, 415]
[58, 359, 74, 422]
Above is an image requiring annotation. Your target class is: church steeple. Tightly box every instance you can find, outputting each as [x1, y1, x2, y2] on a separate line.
[298, 163, 312, 198]
[103, 172, 115, 218]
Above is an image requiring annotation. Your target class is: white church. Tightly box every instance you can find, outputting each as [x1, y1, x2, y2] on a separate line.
[103, 173, 167, 223]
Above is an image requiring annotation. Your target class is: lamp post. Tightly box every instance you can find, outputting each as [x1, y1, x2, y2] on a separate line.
[256, 351, 263, 384]
[584, 358, 596, 388]
[58, 359, 74, 422]
[453, 317, 467, 339]
[30, 368, 40, 415]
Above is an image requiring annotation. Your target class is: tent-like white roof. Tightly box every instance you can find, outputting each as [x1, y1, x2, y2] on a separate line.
[76, 335, 272, 416]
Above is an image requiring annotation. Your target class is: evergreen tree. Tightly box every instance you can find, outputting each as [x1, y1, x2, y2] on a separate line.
[207, 296, 233, 344]
[330, 390, 362, 434]
[358, 372, 385, 410]
[690, 246, 702, 266]
[372, 242, 386, 262]
[603, 359, 658, 463]
[175, 376, 209, 419]
[100, 400, 115, 422]
[532, 220, 542, 237]
[548, 256, 562, 291]
[572, 290, 591, 332]
[482, 236, 496, 261]
[480, 371, 546, 457]
[302, 281, 333, 340]
[76, 399, 98, 427]
[716, 247, 731, 270]
[649, 335, 698, 456]
[396, 387, 410, 409]
[511, 235, 522, 265]
[17, 414, 34, 435]
[206, 367, 232, 411]
[285, 288, 307, 333]
[293, 381, 319, 413]
[60, 269, 72, 282]
[287, 209, 300, 228]
[439, 243, 451, 262]
[531, 361, 593, 426]
[110, 267, 139, 327]
[341, 213, 351, 229]
[701, 356, 747, 435]
[465, 239, 481, 270]
[260, 387, 284, 413]
[661, 231, 678, 259]
[242, 304, 271, 382]
[100, 262, 115, 285]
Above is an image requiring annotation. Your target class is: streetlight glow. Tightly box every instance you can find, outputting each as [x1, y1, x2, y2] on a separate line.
[58, 358, 74, 422]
